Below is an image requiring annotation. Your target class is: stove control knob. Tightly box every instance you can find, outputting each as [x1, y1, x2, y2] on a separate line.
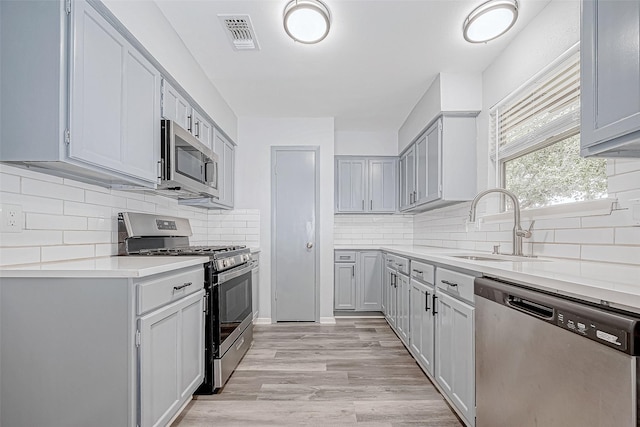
[222, 260, 228, 268]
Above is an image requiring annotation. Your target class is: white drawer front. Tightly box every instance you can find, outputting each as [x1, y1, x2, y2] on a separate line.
[410, 260, 434, 284]
[435, 267, 475, 304]
[335, 251, 357, 262]
[137, 266, 205, 315]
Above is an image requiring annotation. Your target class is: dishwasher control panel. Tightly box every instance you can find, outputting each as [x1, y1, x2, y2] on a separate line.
[556, 310, 628, 352]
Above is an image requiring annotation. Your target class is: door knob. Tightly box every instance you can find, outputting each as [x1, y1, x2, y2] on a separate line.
[306, 242, 314, 249]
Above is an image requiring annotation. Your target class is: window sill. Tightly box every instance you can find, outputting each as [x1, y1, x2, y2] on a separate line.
[477, 198, 617, 224]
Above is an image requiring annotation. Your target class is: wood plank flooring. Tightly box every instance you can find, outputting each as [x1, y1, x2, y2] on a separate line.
[172, 318, 463, 427]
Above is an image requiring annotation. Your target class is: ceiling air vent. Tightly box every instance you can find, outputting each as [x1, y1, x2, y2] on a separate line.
[219, 15, 260, 51]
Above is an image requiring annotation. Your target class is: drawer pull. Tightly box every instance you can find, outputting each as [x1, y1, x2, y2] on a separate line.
[236, 337, 245, 350]
[442, 279, 458, 288]
[412, 269, 423, 275]
[173, 282, 193, 291]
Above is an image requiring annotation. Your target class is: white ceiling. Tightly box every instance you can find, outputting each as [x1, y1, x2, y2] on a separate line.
[155, 0, 551, 133]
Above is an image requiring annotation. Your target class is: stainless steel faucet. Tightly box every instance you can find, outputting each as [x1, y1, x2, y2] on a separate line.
[468, 188, 533, 257]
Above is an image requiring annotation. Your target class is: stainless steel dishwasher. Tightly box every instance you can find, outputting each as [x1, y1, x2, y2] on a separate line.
[475, 277, 639, 427]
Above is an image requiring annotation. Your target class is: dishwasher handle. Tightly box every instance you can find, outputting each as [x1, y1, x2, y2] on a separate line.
[506, 295, 554, 320]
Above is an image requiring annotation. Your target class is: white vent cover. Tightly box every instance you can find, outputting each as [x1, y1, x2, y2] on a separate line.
[218, 15, 260, 51]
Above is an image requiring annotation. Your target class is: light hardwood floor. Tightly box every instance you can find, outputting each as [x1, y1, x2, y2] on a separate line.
[172, 318, 463, 427]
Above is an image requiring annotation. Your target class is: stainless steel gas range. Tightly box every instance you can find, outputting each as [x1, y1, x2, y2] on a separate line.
[118, 212, 253, 393]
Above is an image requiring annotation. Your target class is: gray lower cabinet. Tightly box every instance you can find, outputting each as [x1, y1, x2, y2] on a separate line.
[434, 268, 476, 426]
[581, 0, 640, 157]
[0, 265, 205, 427]
[139, 290, 204, 427]
[251, 253, 260, 320]
[335, 157, 397, 213]
[395, 272, 410, 344]
[0, 0, 160, 187]
[409, 270, 436, 376]
[334, 250, 382, 311]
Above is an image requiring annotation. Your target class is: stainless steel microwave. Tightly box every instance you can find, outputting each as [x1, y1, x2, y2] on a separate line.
[158, 119, 219, 199]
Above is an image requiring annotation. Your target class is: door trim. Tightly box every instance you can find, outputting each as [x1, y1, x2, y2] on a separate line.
[270, 146, 321, 323]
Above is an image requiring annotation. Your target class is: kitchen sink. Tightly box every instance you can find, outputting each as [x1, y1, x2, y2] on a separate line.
[450, 254, 549, 262]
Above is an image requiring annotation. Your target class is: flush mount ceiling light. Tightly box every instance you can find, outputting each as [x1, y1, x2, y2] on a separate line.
[463, 0, 519, 43]
[283, 0, 331, 44]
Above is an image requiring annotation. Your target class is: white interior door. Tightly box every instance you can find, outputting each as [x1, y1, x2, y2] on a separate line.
[272, 147, 319, 322]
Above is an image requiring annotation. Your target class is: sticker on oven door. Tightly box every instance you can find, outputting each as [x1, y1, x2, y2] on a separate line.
[596, 330, 621, 346]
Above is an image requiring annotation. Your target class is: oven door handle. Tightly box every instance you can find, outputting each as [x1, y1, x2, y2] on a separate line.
[217, 263, 253, 283]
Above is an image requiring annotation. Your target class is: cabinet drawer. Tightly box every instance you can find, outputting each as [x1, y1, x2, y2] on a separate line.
[435, 268, 475, 304]
[335, 251, 357, 262]
[387, 254, 409, 275]
[137, 266, 205, 315]
[410, 260, 434, 284]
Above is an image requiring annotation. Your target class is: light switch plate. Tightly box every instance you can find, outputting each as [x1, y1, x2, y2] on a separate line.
[0, 204, 24, 233]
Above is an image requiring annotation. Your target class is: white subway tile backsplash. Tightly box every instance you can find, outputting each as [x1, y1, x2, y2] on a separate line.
[554, 228, 614, 245]
[63, 230, 112, 245]
[41, 245, 95, 262]
[581, 245, 640, 264]
[0, 173, 20, 193]
[22, 178, 84, 202]
[0, 230, 63, 247]
[64, 200, 113, 218]
[614, 227, 640, 245]
[0, 192, 64, 214]
[0, 247, 40, 266]
[26, 213, 87, 230]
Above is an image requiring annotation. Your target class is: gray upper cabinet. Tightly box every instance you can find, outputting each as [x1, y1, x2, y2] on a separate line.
[162, 81, 214, 151]
[214, 132, 235, 208]
[400, 116, 476, 212]
[336, 157, 397, 213]
[336, 159, 366, 212]
[581, 0, 640, 157]
[0, 0, 160, 187]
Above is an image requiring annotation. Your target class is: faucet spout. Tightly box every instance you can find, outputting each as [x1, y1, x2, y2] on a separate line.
[469, 188, 527, 256]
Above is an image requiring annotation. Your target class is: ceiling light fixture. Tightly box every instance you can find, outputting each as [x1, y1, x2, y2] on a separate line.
[283, 0, 331, 44]
[463, 0, 519, 43]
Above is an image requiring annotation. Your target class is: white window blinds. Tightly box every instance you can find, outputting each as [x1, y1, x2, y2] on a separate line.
[491, 48, 580, 162]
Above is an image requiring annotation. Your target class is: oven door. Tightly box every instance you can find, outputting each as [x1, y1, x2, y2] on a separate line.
[213, 263, 253, 357]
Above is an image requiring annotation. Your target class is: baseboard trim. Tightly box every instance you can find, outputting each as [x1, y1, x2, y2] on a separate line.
[320, 316, 336, 324]
[254, 317, 272, 325]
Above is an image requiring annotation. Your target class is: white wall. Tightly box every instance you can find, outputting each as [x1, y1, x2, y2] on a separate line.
[103, 0, 238, 141]
[413, 0, 640, 266]
[334, 131, 398, 156]
[236, 117, 335, 323]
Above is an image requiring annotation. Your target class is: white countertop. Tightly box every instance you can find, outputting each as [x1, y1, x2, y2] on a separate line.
[0, 256, 209, 278]
[335, 244, 640, 314]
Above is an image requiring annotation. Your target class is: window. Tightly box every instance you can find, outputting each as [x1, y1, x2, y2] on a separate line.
[491, 47, 607, 210]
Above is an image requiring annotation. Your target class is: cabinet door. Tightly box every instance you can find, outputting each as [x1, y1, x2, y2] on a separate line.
[387, 268, 397, 328]
[122, 48, 161, 183]
[252, 266, 259, 320]
[368, 159, 396, 212]
[410, 279, 435, 376]
[334, 263, 356, 310]
[581, 0, 640, 150]
[192, 110, 213, 150]
[435, 291, 475, 425]
[357, 252, 382, 311]
[396, 274, 410, 344]
[425, 120, 442, 202]
[214, 133, 235, 207]
[381, 256, 388, 315]
[162, 81, 191, 131]
[415, 135, 428, 204]
[70, 2, 159, 184]
[139, 290, 205, 427]
[336, 159, 366, 212]
[399, 147, 416, 210]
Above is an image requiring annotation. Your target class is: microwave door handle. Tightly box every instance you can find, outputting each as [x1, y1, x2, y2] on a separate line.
[205, 161, 218, 188]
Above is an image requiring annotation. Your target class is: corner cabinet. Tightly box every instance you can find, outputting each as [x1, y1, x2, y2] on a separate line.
[399, 115, 477, 212]
[581, 0, 640, 157]
[334, 250, 382, 311]
[335, 157, 397, 213]
[1, 0, 160, 187]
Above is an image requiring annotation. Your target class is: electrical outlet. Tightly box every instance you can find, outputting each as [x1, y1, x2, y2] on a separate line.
[1, 204, 23, 233]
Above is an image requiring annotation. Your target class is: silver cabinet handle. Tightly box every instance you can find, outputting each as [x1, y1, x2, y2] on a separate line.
[370, 200, 373, 210]
[307, 242, 314, 249]
[173, 282, 193, 291]
[195, 121, 200, 138]
[441, 279, 458, 288]
[412, 269, 423, 275]
[187, 115, 193, 133]
[352, 265, 355, 277]
[414, 190, 417, 202]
